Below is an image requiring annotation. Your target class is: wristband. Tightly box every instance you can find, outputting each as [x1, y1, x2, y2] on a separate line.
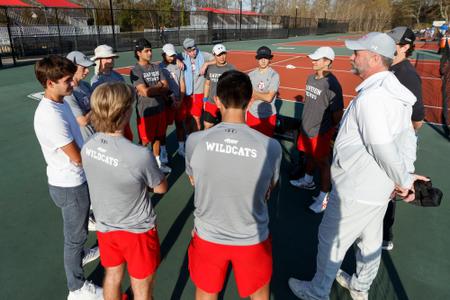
[203, 97, 208, 102]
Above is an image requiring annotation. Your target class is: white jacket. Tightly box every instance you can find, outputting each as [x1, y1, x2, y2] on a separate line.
[331, 71, 416, 206]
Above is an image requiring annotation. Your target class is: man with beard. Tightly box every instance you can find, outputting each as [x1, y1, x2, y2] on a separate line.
[288, 32, 428, 300]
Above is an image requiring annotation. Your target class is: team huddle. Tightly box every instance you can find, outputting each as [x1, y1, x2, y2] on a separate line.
[33, 26, 427, 300]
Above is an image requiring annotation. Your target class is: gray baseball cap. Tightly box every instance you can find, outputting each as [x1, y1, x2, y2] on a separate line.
[183, 38, 196, 49]
[66, 51, 95, 67]
[345, 32, 396, 59]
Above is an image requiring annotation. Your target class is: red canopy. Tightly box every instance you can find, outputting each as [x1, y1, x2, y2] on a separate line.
[0, 0, 31, 6]
[200, 7, 261, 16]
[36, 0, 81, 8]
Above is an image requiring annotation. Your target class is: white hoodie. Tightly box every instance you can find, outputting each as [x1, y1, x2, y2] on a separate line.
[331, 71, 416, 206]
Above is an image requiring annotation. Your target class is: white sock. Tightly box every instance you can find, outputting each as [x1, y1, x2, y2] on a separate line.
[304, 173, 313, 183]
[160, 145, 167, 153]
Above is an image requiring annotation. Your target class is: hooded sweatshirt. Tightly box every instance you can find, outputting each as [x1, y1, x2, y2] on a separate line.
[331, 71, 416, 206]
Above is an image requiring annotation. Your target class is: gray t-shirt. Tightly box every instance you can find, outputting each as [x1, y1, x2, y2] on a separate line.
[90, 70, 124, 91]
[248, 67, 280, 118]
[205, 63, 235, 104]
[130, 63, 167, 117]
[185, 122, 282, 245]
[301, 73, 344, 137]
[64, 81, 95, 141]
[160, 62, 184, 99]
[81, 133, 165, 233]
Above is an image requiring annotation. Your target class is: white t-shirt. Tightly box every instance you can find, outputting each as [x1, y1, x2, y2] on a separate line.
[34, 96, 86, 187]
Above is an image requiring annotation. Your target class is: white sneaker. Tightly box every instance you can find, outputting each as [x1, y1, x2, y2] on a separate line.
[68, 281, 103, 300]
[159, 163, 172, 174]
[382, 240, 394, 251]
[159, 148, 169, 164]
[88, 212, 96, 232]
[309, 193, 329, 213]
[177, 144, 185, 157]
[82, 247, 100, 267]
[287, 278, 318, 300]
[289, 177, 316, 190]
[156, 156, 172, 173]
[335, 269, 368, 300]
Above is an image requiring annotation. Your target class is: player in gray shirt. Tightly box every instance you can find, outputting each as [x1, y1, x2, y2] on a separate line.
[203, 44, 235, 129]
[290, 47, 344, 214]
[130, 38, 171, 174]
[186, 70, 281, 299]
[82, 82, 168, 299]
[65, 51, 96, 141]
[160, 43, 187, 157]
[247, 46, 280, 137]
[182, 38, 215, 132]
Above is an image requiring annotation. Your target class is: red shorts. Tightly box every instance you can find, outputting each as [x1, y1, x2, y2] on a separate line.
[97, 228, 160, 279]
[166, 100, 187, 126]
[137, 112, 166, 145]
[296, 128, 335, 159]
[185, 94, 204, 118]
[246, 112, 276, 137]
[188, 233, 272, 297]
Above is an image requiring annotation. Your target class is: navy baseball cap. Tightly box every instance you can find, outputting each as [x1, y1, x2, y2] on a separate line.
[387, 27, 416, 45]
[255, 46, 273, 59]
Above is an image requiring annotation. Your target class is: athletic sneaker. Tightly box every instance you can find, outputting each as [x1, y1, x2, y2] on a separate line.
[82, 247, 100, 267]
[288, 278, 318, 300]
[156, 156, 172, 174]
[67, 281, 103, 300]
[177, 144, 185, 158]
[335, 269, 369, 300]
[88, 212, 96, 231]
[159, 148, 169, 164]
[382, 240, 394, 251]
[309, 193, 329, 214]
[290, 177, 316, 190]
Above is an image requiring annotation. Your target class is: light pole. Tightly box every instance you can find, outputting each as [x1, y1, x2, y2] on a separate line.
[239, 0, 242, 40]
[294, 5, 298, 29]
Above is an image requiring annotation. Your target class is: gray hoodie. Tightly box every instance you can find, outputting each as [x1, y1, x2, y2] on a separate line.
[331, 71, 416, 206]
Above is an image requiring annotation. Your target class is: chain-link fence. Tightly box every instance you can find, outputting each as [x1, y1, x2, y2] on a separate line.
[0, 6, 348, 66]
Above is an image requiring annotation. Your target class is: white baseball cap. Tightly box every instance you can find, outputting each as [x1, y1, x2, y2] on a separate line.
[308, 46, 335, 61]
[212, 44, 226, 55]
[162, 43, 177, 56]
[345, 32, 396, 59]
[91, 44, 119, 61]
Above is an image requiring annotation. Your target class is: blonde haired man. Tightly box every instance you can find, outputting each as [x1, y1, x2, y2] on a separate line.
[82, 82, 168, 300]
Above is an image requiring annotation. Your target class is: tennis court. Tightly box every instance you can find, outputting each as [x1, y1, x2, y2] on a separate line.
[1, 33, 449, 300]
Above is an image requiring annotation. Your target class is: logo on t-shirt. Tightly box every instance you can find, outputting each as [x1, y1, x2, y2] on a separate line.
[305, 84, 322, 100]
[205, 139, 257, 158]
[143, 71, 160, 84]
[257, 80, 265, 91]
[85, 147, 119, 167]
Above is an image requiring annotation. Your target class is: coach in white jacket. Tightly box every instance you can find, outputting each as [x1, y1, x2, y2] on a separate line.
[289, 32, 428, 300]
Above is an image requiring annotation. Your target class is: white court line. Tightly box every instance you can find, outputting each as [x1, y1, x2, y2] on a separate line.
[278, 86, 356, 98]
[271, 64, 442, 80]
[229, 50, 352, 61]
[242, 55, 303, 73]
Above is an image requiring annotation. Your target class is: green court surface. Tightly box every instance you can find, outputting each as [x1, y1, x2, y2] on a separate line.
[0, 34, 449, 299]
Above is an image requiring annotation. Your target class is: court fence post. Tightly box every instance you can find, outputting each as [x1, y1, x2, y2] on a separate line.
[4, 7, 16, 65]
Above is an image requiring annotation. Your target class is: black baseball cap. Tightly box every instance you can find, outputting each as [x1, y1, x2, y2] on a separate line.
[255, 46, 273, 60]
[387, 27, 416, 45]
[134, 38, 152, 51]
